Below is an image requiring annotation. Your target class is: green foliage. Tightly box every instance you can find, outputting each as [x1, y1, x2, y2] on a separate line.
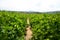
[0, 12, 26, 40]
[30, 14, 60, 40]
[0, 11, 60, 40]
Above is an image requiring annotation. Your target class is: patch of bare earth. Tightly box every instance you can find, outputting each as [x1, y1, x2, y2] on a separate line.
[25, 26, 32, 40]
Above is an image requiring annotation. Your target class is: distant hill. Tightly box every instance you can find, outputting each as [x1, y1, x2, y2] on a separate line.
[0, 10, 60, 14]
[45, 11, 60, 14]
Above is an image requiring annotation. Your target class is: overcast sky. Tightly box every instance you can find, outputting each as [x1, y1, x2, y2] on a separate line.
[0, 0, 60, 12]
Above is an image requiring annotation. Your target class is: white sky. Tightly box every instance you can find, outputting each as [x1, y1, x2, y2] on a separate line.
[0, 0, 60, 12]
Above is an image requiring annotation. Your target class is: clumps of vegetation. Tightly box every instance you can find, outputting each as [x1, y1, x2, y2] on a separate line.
[0, 11, 60, 40]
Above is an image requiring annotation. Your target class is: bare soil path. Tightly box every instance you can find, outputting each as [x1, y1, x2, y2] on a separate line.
[25, 18, 33, 40]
